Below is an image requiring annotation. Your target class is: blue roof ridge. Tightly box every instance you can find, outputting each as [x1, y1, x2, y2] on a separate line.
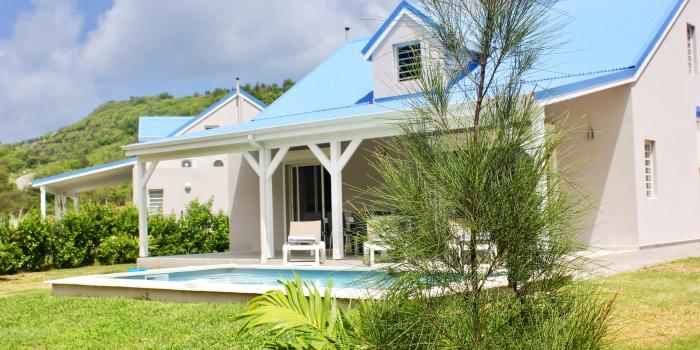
[525, 66, 636, 84]
[253, 101, 374, 122]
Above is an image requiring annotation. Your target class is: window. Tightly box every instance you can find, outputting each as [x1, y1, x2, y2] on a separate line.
[644, 140, 657, 197]
[396, 42, 422, 81]
[213, 159, 224, 167]
[181, 159, 192, 168]
[148, 189, 164, 215]
[688, 24, 696, 75]
[204, 125, 219, 130]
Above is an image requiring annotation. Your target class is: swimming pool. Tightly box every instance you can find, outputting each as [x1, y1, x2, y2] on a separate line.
[47, 264, 389, 303]
[116, 267, 387, 289]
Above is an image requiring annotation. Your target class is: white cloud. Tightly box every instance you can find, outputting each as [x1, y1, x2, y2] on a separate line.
[0, 0, 399, 143]
[81, 0, 398, 85]
[0, 0, 100, 143]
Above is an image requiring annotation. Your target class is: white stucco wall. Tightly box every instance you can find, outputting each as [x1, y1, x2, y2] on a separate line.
[547, 85, 640, 249]
[142, 95, 263, 224]
[628, 0, 700, 247]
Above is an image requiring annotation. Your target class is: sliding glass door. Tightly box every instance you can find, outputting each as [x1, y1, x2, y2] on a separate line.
[286, 164, 331, 223]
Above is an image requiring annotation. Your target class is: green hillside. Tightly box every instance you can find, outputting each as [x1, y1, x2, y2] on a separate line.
[0, 80, 293, 217]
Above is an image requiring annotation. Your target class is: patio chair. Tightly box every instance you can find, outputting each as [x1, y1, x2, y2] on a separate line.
[363, 216, 392, 266]
[449, 220, 497, 260]
[283, 220, 325, 266]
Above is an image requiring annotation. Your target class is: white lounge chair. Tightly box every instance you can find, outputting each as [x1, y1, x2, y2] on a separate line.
[363, 217, 391, 266]
[283, 220, 325, 266]
[449, 220, 497, 260]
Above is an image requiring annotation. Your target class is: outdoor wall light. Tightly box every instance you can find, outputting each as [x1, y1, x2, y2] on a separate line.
[587, 126, 595, 140]
[184, 182, 192, 193]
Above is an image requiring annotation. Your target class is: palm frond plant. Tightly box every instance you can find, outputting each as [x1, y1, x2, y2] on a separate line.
[233, 274, 358, 350]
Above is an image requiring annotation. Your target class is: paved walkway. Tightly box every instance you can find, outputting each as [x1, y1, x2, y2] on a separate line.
[139, 242, 700, 276]
[589, 241, 700, 276]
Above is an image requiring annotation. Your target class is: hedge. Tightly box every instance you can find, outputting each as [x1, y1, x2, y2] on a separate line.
[0, 200, 229, 275]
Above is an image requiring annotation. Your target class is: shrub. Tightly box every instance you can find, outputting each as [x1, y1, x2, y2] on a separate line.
[352, 287, 615, 350]
[0, 200, 229, 275]
[97, 234, 138, 265]
[149, 200, 229, 256]
[148, 213, 180, 256]
[0, 242, 22, 274]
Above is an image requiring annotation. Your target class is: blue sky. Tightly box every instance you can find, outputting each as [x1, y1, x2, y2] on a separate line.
[0, 0, 398, 143]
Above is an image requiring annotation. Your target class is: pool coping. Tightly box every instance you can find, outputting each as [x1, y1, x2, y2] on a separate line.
[45, 263, 387, 301]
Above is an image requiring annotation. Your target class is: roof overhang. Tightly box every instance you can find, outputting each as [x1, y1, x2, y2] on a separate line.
[124, 110, 408, 161]
[31, 158, 136, 194]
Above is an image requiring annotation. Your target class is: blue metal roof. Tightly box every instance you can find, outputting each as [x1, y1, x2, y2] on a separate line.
[138, 116, 194, 142]
[167, 89, 267, 137]
[130, 0, 685, 147]
[32, 157, 137, 187]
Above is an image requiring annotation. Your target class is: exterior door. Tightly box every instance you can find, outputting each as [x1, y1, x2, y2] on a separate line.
[287, 164, 331, 223]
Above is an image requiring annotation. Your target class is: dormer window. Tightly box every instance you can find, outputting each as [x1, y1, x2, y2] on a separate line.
[396, 42, 422, 82]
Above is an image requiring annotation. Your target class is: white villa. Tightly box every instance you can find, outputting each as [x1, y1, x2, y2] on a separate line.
[33, 0, 700, 265]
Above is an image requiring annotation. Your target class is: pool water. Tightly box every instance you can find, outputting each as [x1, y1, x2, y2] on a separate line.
[116, 268, 387, 289]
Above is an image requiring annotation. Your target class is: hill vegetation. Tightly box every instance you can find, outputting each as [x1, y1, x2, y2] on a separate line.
[0, 80, 293, 216]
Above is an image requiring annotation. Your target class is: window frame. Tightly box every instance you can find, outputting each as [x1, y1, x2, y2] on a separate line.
[688, 24, 696, 75]
[147, 189, 164, 215]
[394, 41, 422, 82]
[643, 140, 657, 198]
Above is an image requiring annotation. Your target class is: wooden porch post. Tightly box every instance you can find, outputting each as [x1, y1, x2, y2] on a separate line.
[308, 139, 362, 260]
[244, 144, 290, 262]
[40, 186, 47, 219]
[135, 161, 149, 257]
[136, 159, 159, 258]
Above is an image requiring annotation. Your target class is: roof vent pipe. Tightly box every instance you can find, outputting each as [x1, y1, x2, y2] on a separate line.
[236, 77, 242, 124]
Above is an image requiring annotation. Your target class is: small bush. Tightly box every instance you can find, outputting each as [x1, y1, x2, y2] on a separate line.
[0, 242, 22, 274]
[0, 200, 229, 275]
[97, 234, 138, 265]
[12, 211, 53, 271]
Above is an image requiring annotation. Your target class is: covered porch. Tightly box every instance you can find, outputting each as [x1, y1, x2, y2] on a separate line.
[31, 157, 137, 219]
[124, 109, 405, 264]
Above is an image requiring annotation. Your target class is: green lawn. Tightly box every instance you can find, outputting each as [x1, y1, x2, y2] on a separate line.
[0, 259, 698, 349]
[599, 257, 700, 349]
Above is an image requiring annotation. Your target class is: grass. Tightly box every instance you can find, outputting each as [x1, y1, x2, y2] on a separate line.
[599, 257, 700, 349]
[0, 259, 698, 349]
[0, 264, 267, 349]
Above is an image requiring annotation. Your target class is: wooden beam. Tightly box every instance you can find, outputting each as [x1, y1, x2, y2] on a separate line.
[266, 146, 290, 178]
[336, 139, 363, 170]
[307, 143, 333, 172]
[142, 160, 159, 185]
[242, 151, 262, 177]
